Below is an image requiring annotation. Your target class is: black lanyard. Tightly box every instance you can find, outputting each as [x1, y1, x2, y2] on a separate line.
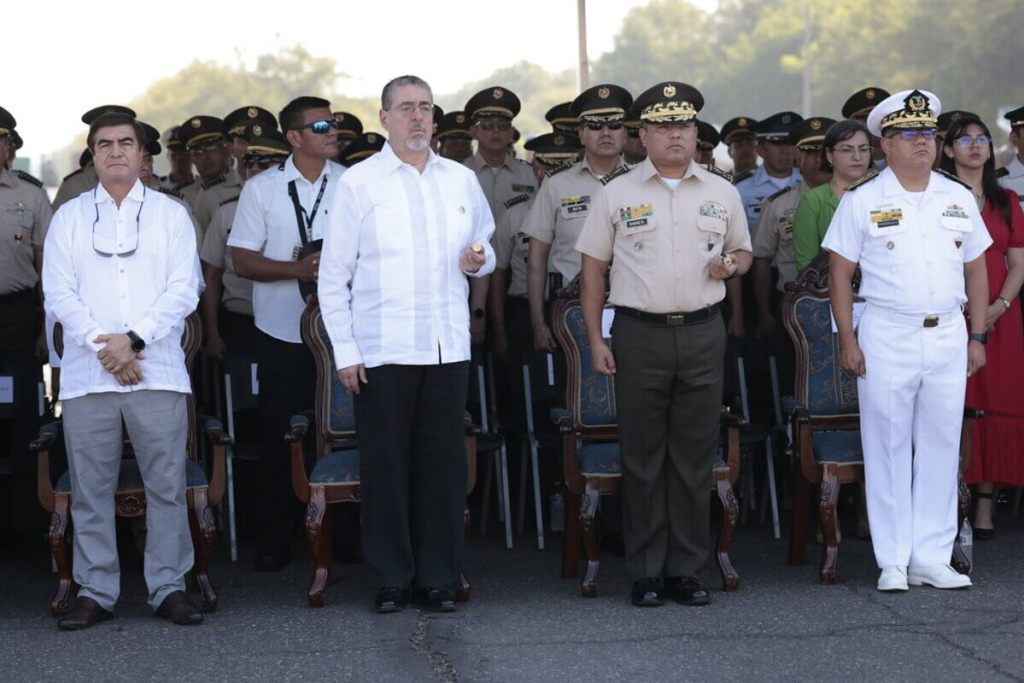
[287, 175, 327, 247]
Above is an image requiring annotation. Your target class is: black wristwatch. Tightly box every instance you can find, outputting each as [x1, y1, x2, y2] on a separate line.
[127, 330, 146, 353]
[969, 332, 988, 345]
[473, 308, 485, 320]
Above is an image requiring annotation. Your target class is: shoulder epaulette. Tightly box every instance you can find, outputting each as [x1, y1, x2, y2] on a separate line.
[600, 165, 632, 186]
[731, 170, 754, 185]
[996, 167, 1009, 178]
[935, 168, 973, 192]
[14, 170, 43, 188]
[545, 161, 574, 178]
[504, 193, 530, 209]
[704, 165, 732, 182]
[201, 174, 225, 190]
[62, 168, 83, 182]
[157, 187, 185, 199]
[844, 169, 880, 192]
[765, 184, 794, 202]
[219, 195, 240, 207]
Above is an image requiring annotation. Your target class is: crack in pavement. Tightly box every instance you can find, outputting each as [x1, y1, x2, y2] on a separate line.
[931, 632, 1024, 683]
[411, 611, 458, 682]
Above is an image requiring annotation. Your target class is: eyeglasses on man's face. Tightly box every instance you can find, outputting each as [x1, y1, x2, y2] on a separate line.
[389, 102, 434, 117]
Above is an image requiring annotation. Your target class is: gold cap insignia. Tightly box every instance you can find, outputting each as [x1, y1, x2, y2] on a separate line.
[810, 119, 821, 130]
[247, 107, 258, 118]
[456, 114, 465, 124]
[738, 117, 747, 127]
[782, 114, 792, 124]
[866, 89, 876, 100]
[252, 124, 262, 137]
[663, 84, 677, 98]
[493, 88, 504, 100]
[191, 118, 201, 128]
[336, 113, 345, 122]
[908, 92, 927, 113]
[951, 112, 961, 122]
[368, 134, 377, 143]
[554, 135, 565, 145]
[598, 87, 610, 99]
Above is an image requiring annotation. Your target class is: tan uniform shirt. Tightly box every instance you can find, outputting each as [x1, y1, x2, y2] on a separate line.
[493, 195, 535, 298]
[52, 165, 98, 211]
[523, 156, 625, 283]
[0, 167, 52, 294]
[200, 197, 253, 316]
[576, 158, 751, 313]
[464, 152, 537, 231]
[750, 180, 810, 291]
[192, 168, 244, 234]
[171, 178, 201, 208]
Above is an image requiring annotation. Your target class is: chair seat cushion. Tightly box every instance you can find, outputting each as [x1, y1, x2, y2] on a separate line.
[577, 443, 620, 476]
[56, 459, 209, 493]
[309, 449, 361, 486]
[812, 431, 863, 464]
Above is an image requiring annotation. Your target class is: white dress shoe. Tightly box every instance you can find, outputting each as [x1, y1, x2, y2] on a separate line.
[877, 566, 908, 592]
[907, 564, 972, 589]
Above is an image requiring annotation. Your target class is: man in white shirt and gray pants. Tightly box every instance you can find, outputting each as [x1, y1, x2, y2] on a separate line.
[43, 113, 202, 629]
[319, 75, 495, 613]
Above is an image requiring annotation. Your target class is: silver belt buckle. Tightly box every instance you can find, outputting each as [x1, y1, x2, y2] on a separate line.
[923, 315, 939, 328]
[666, 313, 686, 326]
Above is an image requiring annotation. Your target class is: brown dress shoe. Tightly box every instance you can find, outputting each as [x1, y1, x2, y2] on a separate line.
[57, 596, 113, 631]
[155, 591, 204, 625]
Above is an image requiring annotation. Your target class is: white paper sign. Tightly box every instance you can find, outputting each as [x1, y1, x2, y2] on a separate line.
[601, 309, 615, 340]
[250, 363, 259, 396]
[0, 377, 12, 404]
[830, 300, 867, 334]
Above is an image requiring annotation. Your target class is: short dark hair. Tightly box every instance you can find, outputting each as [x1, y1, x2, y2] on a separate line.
[381, 75, 432, 111]
[820, 119, 869, 172]
[279, 97, 332, 132]
[87, 113, 147, 152]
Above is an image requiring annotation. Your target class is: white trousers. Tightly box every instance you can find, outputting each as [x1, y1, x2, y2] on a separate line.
[857, 305, 966, 569]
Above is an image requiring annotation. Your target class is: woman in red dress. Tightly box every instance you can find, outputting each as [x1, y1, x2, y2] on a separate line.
[941, 115, 1024, 539]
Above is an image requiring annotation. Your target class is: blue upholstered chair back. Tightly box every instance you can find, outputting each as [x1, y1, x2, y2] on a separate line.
[552, 300, 617, 429]
[786, 293, 859, 416]
[300, 303, 356, 450]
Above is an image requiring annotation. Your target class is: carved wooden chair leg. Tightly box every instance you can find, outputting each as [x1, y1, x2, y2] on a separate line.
[714, 471, 740, 591]
[951, 474, 972, 575]
[186, 487, 219, 612]
[562, 489, 582, 579]
[578, 485, 601, 598]
[456, 573, 472, 602]
[49, 493, 74, 617]
[818, 463, 840, 584]
[788, 469, 811, 566]
[305, 487, 330, 608]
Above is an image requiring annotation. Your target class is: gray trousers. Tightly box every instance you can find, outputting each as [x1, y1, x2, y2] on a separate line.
[611, 314, 725, 581]
[62, 390, 192, 610]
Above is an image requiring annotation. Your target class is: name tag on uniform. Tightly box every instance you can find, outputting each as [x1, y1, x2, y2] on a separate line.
[870, 208, 903, 229]
[942, 204, 968, 219]
[700, 201, 728, 220]
[620, 203, 653, 229]
[512, 184, 535, 193]
[560, 195, 591, 215]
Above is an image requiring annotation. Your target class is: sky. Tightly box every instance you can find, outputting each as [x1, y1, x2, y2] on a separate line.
[8, 0, 717, 161]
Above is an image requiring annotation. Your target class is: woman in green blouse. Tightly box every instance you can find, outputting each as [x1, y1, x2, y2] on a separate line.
[793, 120, 873, 270]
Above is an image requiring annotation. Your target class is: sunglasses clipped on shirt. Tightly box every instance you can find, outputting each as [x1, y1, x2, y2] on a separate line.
[295, 119, 341, 134]
[92, 187, 144, 257]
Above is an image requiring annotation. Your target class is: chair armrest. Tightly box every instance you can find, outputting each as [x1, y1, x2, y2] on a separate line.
[780, 395, 805, 418]
[551, 407, 571, 428]
[719, 407, 749, 429]
[30, 421, 61, 452]
[285, 414, 309, 443]
[33, 421, 62, 513]
[204, 417, 232, 446]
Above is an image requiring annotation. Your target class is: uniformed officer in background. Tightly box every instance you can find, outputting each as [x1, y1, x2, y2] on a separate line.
[695, 120, 721, 170]
[720, 116, 759, 178]
[576, 81, 751, 608]
[997, 105, 1024, 209]
[436, 111, 474, 162]
[522, 131, 581, 184]
[340, 132, 386, 167]
[842, 87, 890, 168]
[184, 115, 244, 234]
[162, 126, 195, 193]
[333, 111, 364, 156]
[222, 106, 279, 173]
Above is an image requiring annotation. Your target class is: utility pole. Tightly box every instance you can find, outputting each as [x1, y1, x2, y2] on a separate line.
[801, 0, 812, 116]
[577, 0, 589, 91]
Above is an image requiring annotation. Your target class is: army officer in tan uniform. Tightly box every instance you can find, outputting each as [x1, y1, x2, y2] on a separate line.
[576, 82, 751, 608]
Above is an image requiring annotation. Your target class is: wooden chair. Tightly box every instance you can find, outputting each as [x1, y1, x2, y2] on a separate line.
[783, 253, 976, 582]
[32, 313, 228, 615]
[288, 300, 477, 607]
[550, 286, 743, 598]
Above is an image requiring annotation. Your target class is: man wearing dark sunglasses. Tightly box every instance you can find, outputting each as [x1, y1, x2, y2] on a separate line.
[228, 95, 344, 572]
[825, 89, 991, 592]
[183, 115, 244, 237]
[42, 111, 203, 629]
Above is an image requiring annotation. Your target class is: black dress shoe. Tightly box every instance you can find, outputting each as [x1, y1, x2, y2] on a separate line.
[665, 576, 711, 606]
[252, 551, 290, 572]
[155, 590, 204, 625]
[58, 596, 113, 631]
[415, 588, 456, 612]
[375, 587, 409, 613]
[631, 578, 664, 607]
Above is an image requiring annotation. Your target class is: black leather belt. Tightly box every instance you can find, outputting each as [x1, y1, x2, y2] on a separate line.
[0, 288, 34, 306]
[616, 304, 720, 326]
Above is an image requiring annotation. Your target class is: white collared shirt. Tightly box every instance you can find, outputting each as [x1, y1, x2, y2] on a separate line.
[43, 180, 201, 400]
[822, 167, 992, 314]
[227, 156, 345, 343]
[319, 143, 496, 369]
[998, 155, 1024, 208]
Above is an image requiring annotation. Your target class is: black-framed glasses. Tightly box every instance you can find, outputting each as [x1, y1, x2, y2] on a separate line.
[93, 188, 144, 257]
[583, 121, 624, 131]
[475, 119, 512, 131]
[954, 134, 991, 148]
[295, 119, 340, 134]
